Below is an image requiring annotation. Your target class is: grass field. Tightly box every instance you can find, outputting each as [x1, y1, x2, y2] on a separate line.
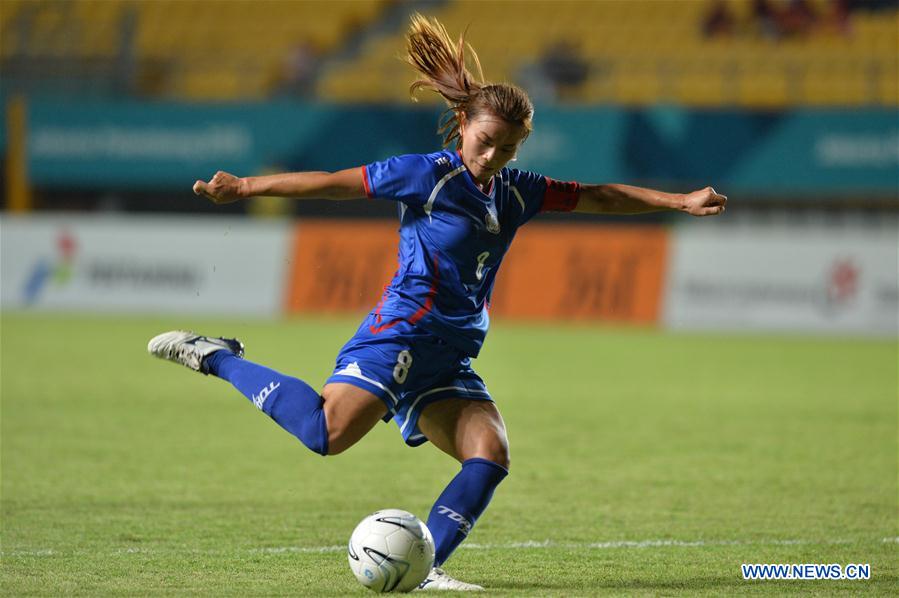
[2, 312, 896, 596]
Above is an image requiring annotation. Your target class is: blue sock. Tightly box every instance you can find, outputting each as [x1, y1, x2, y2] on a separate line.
[206, 351, 329, 456]
[426, 457, 508, 566]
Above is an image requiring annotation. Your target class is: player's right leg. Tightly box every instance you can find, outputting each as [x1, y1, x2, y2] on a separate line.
[147, 331, 386, 456]
[415, 399, 508, 591]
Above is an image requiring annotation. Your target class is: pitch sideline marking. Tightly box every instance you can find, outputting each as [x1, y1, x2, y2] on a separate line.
[3, 537, 892, 557]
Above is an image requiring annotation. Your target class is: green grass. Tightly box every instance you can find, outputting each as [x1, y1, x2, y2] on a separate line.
[2, 312, 896, 596]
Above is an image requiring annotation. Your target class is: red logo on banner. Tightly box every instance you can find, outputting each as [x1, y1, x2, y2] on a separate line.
[827, 259, 859, 305]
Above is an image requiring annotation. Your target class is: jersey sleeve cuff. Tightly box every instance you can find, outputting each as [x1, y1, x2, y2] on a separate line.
[361, 164, 373, 198]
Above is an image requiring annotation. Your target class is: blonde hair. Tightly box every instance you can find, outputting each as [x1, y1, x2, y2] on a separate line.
[404, 13, 533, 149]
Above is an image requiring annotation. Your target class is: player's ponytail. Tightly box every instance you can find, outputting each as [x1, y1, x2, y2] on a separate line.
[404, 13, 534, 149]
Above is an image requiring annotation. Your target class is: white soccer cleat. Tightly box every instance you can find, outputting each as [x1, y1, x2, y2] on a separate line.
[417, 567, 484, 591]
[147, 330, 244, 375]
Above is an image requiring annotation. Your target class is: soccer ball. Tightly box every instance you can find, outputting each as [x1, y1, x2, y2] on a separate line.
[348, 509, 435, 593]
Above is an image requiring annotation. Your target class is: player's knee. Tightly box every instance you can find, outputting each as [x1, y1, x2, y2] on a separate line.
[320, 384, 386, 456]
[491, 443, 511, 472]
[324, 421, 353, 456]
[323, 413, 369, 456]
[470, 435, 510, 471]
[324, 410, 362, 456]
[321, 398, 354, 456]
[487, 422, 511, 471]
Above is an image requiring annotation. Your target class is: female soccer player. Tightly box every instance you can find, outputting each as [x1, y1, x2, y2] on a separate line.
[149, 14, 726, 591]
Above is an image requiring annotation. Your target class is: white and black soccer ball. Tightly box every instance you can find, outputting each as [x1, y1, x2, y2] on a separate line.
[348, 509, 435, 593]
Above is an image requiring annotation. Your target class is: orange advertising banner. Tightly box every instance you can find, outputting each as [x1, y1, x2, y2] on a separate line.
[286, 220, 669, 324]
[285, 220, 399, 314]
[490, 224, 669, 323]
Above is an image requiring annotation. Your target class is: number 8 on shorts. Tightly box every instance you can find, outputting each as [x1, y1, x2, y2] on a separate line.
[393, 350, 413, 384]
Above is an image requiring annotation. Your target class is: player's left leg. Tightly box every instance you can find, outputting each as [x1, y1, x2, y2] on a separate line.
[415, 399, 510, 590]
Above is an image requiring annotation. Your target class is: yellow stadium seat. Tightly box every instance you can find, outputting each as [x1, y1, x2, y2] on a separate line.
[318, 0, 896, 107]
[737, 62, 791, 108]
[5, 0, 895, 106]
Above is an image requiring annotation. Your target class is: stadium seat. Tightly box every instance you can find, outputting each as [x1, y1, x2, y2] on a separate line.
[316, 0, 898, 108]
[2, 0, 389, 100]
[1, 0, 895, 106]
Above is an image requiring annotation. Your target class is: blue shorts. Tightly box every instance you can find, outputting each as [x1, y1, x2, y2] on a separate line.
[325, 313, 492, 447]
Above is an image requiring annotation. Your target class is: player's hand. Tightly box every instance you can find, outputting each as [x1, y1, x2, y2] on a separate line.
[193, 171, 245, 204]
[683, 186, 727, 217]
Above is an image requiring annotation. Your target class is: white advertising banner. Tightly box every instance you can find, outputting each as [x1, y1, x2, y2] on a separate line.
[664, 225, 898, 336]
[1, 215, 291, 316]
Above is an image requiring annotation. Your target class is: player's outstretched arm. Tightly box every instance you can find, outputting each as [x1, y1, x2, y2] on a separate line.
[192, 167, 367, 204]
[574, 184, 727, 217]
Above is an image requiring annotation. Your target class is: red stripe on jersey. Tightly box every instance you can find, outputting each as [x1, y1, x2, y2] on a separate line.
[368, 278, 400, 334]
[369, 254, 439, 334]
[361, 164, 372, 198]
[407, 255, 439, 325]
[541, 177, 580, 212]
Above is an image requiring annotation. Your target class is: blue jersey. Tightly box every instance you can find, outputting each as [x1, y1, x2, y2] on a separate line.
[362, 149, 579, 357]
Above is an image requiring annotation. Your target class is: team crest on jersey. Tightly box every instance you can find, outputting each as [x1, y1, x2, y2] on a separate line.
[484, 206, 499, 235]
[485, 206, 500, 234]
